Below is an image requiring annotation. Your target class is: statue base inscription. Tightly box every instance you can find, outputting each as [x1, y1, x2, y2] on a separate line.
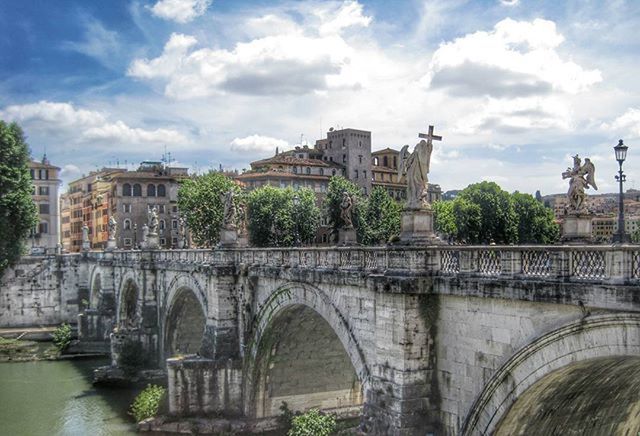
[400, 209, 443, 245]
[339, 228, 358, 246]
[561, 214, 593, 243]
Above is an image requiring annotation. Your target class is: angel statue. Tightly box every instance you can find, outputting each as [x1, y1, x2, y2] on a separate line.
[148, 206, 159, 235]
[562, 154, 597, 213]
[220, 190, 236, 230]
[399, 139, 434, 210]
[108, 216, 117, 241]
[340, 191, 354, 229]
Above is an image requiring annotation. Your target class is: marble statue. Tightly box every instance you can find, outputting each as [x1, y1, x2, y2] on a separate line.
[142, 223, 149, 244]
[108, 216, 117, 241]
[562, 154, 597, 213]
[221, 190, 236, 230]
[236, 200, 247, 236]
[340, 191, 354, 229]
[148, 207, 159, 235]
[178, 216, 187, 248]
[398, 125, 442, 210]
[82, 224, 89, 243]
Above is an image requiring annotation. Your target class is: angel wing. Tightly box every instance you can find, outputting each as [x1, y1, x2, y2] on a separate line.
[582, 159, 597, 190]
[398, 145, 410, 179]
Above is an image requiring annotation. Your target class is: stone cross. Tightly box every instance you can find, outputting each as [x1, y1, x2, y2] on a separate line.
[418, 125, 442, 146]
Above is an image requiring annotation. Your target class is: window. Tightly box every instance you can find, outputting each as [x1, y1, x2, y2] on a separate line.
[359, 155, 362, 164]
[172, 206, 178, 213]
[172, 220, 178, 229]
[330, 156, 334, 162]
[359, 141, 362, 147]
[374, 157, 379, 166]
[172, 237, 178, 246]
[342, 154, 346, 163]
[383, 156, 388, 167]
[293, 166, 298, 174]
[363, 170, 367, 180]
[393, 156, 397, 169]
[39, 203, 50, 214]
[124, 219, 131, 230]
[306, 167, 311, 174]
[355, 169, 359, 179]
[133, 184, 142, 196]
[31, 186, 36, 195]
[38, 222, 49, 234]
[124, 238, 132, 246]
[332, 169, 336, 176]
[30, 169, 35, 179]
[157, 184, 166, 197]
[160, 219, 166, 230]
[123, 183, 132, 196]
[123, 204, 131, 213]
[280, 180, 286, 188]
[45, 170, 49, 180]
[342, 138, 346, 148]
[147, 184, 156, 197]
[319, 168, 324, 175]
[159, 205, 165, 214]
[39, 169, 44, 179]
[160, 238, 166, 246]
[329, 140, 332, 149]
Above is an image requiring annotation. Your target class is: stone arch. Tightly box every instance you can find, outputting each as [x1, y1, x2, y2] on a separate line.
[164, 287, 206, 358]
[244, 282, 370, 418]
[90, 271, 102, 309]
[462, 313, 640, 436]
[117, 273, 142, 328]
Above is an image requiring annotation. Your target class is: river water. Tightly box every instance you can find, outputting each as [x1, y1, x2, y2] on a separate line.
[0, 358, 139, 436]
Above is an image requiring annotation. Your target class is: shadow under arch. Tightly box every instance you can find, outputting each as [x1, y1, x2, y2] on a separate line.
[461, 313, 640, 436]
[163, 286, 206, 359]
[244, 282, 370, 418]
[117, 277, 141, 328]
[90, 271, 102, 309]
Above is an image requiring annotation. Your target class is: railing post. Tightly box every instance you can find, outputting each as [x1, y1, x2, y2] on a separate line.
[552, 249, 571, 279]
[607, 247, 628, 283]
[459, 249, 474, 273]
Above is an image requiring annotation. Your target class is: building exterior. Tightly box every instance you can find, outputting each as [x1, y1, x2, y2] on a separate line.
[315, 128, 372, 194]
[28, 156, 61, 253]
[61, 163, 188, 252]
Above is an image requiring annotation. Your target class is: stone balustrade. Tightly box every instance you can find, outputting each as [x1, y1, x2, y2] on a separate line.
[80, 245, 640, 284]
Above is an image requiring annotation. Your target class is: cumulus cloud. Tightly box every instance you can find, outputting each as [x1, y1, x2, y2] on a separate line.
[500, 0, 519, 6]
[128, 2, 372, 98]
[60, 164, 82, 178]
[229, 134, 289, 153]
[601, 108, 640, 138]
[423, 18, 602, 97]
[0, 101, 187, 145]
[61, 18, 122, 69]
[149, 0, 211, 24]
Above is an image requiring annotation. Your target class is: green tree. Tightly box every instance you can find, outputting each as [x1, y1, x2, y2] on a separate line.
[247, 186, 320, 247]
[325, 176, 366, 243]
[433, 200, 457, 239]
[512, 191, 559, 244]
[457, 181, 518, 244]
[177, 172, 239, 247]
[452, 197, 483, 243]
[0, 121, 38, 277]
[361, 187, 401, 245]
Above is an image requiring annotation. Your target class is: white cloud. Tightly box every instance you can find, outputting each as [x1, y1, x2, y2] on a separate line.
[149, 0, 211, 24]
[60, 164, 81, 178]
[0, 101, 187, 146]
[500, 0, 519, 6]
[128, 2, 373, 98]
[602, 108, 640, 138]
[230, 135, 289, 153]
[423, 18, 602, 97]
[61, 18, 121, 69]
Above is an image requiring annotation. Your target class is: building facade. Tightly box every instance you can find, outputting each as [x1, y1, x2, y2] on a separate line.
[28, 156, 61, 253]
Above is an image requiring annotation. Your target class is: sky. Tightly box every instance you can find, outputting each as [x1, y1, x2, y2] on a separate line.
[1, 0, 639, 195]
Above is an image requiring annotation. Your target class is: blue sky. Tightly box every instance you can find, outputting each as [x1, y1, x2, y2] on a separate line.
[1, 0, 639, 195]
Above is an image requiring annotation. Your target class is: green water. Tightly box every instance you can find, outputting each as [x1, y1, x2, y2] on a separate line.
[0, 358, 138, 436]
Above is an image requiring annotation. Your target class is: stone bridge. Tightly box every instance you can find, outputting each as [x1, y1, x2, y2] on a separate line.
[48, 246, 640, 434]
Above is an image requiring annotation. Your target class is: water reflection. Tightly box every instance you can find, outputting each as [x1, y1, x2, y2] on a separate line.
[0, 358, 138, 436]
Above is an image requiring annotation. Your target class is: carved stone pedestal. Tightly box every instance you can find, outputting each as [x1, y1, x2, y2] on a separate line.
[219, 228, 239, 247]
[339, 228, 357, 246]
[82, 241, 90, 252]
[105, 239, 117, 251]
[146, 234, 160, 250]
[562, 214, 593, 243]
[400, 209, 443, 245]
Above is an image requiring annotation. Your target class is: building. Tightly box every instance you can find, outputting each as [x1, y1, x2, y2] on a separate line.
[28, 155, 61, 253]
[61, 162, 188, 252]
[315, 128, 372, 194]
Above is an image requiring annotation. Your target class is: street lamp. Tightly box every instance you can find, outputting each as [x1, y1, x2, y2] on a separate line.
[133, 223, 138, 250]
[613, 139, 631, 244]
[293, 194, 301, 246]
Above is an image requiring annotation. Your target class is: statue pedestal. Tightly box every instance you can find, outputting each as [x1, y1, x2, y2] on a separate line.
[81, 241, 90, 252]
[219, 228, 239, 247]
[400, 209, 443, 245]
[339, 228, 357, 246]
[146, 234, 160, 250]
[105, 239, 117, 251]
[562, 214, 593, 243]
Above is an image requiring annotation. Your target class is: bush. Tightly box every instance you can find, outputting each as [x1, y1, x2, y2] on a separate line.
[288, 409, 336, 436]
[52, 323, 72, 351]
[130, 384, 166, 422]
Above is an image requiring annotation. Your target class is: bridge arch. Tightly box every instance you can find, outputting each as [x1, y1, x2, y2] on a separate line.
[462, 313, 640, 436]
[244, 282, 370, 418]
[89, 267, 102, 309]
[117, 273, 142, 328]
[163, 275, 208, 359]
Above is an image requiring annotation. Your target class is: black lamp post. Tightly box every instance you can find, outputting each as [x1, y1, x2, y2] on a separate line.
[293, 194, 301, 246]
[613, 139, 630, 244]
[133, 223, 138, 249]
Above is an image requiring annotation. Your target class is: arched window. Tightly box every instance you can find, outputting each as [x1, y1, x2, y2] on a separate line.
[320, 168, 324, 175]
[332, 169, 336, 176]
[123, 183, 132, 196]
[383, 156, 388, 167]
[393, 156, 397, 169]
[147, 184, 156, 197]
[124, 219, 131, 230]
[133, 184, 142, 196]
[306, 167, 311, 174]
[157, 184, 166, 197]
[160, 219, 166, 230]
[293, 167, 298, 174]
[374, 157, 379, 166]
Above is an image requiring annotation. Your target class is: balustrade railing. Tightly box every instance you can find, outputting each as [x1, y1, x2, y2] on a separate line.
[84, 244, 640, 283]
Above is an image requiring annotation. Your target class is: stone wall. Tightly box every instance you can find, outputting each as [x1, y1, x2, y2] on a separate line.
[0, 255, 83, 328]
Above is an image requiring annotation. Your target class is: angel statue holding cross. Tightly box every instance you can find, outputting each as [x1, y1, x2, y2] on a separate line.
[399, 125, 441, 210]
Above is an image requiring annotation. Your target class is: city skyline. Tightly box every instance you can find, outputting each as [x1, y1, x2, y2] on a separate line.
[1, 0, 639, 195]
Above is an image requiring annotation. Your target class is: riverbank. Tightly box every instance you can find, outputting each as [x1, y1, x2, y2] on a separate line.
[0, 337, 60, 362]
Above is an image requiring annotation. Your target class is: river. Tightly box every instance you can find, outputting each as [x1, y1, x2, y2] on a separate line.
[0, 358, 139, 436]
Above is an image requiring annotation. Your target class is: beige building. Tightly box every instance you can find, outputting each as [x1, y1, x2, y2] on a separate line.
[28, 156, 61, 253]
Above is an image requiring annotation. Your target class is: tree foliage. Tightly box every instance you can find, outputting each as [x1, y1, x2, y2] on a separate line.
[177, 172, 239, 247]
[434, 182, 558, 244]
[360, 187, 402, 245]
[0, 121, 38, 276]
[130, 384, 166, 422]
[52, 323, 72, 351]
[247, 186, 320, 247]
[288, 409, 336, 436]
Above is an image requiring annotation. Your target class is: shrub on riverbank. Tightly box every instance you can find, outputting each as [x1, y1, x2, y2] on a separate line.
[130, 384, 166, 422]
[52, 323, 72, 351]
[288, 409, 336, 436]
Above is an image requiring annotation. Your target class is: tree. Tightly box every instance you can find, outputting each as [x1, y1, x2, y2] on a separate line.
[247, 186, 320, 247]
[457, 181, 518, 244]
[512, 191, 559, 244]
[177, 172, 239, 247]
[0, 121, 38, 277]
[361, 187, 401, 245]
[433, 200, 457, 239]
[325, 176, 366, 243]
